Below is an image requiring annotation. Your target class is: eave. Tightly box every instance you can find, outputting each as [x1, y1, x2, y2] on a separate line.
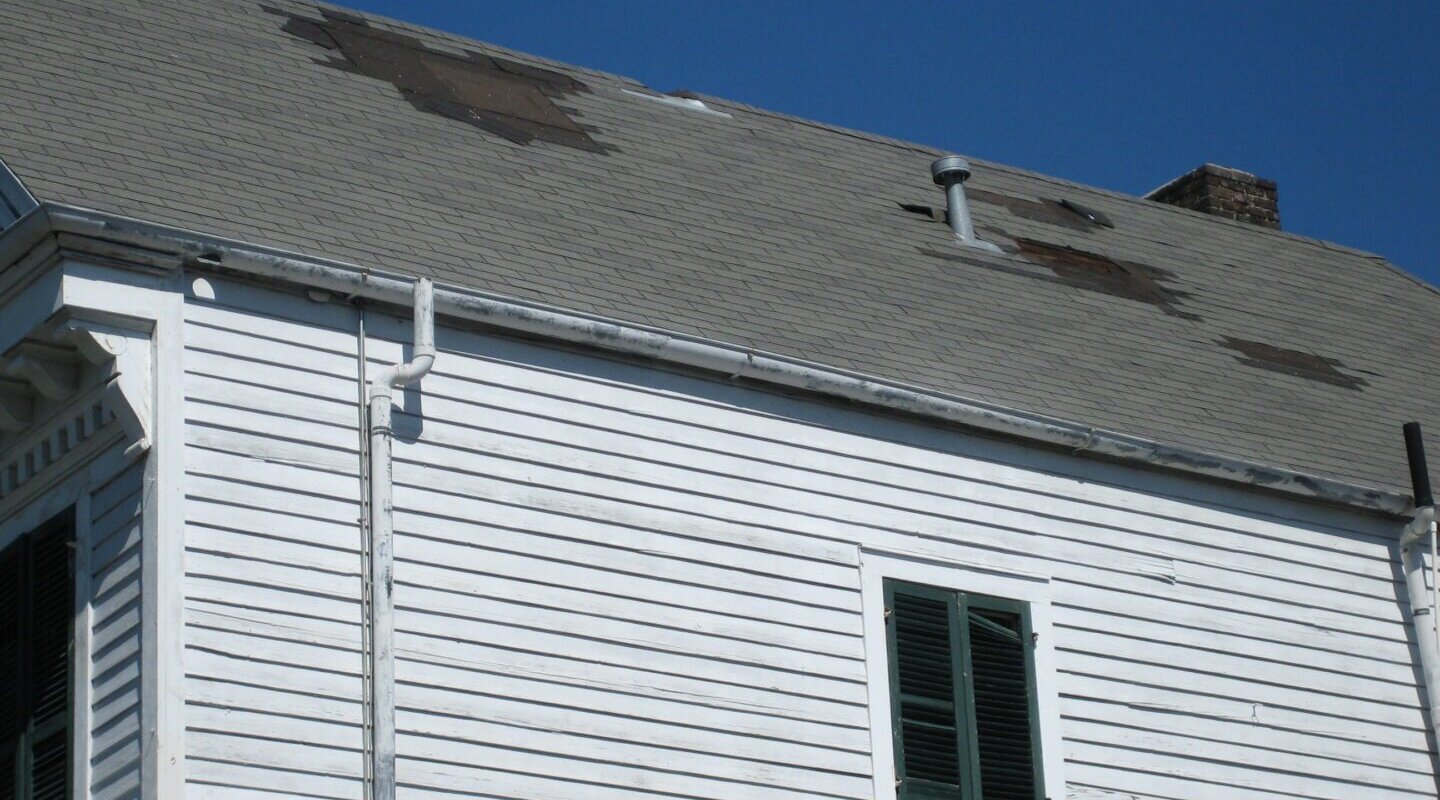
[0, 201, 1414, 517]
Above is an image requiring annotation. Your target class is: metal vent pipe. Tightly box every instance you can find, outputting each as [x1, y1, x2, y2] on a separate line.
[931, 156, 978, 243]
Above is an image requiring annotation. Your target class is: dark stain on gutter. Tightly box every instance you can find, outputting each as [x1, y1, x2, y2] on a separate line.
[265, 6, 612, 152]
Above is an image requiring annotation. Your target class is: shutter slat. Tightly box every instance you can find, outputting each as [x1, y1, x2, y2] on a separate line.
[28, 524, 72, 728]
[0, 518, 74, 800]
[0, 541, 23, 741]
[30, 730, 67, 800]
[969, 608, 1037, 800]
[891, 590, 963, 796]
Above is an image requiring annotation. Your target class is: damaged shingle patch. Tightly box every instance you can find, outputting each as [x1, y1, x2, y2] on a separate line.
[899, 202, 947, 223]
[1011, 239, 1197, 319]
[919, 240, 1199, 321]
[1058, 198, 1114, 228]
[968, 189, 1103, 233]
[266, 5, 611, 152]
[1221, 337, 1368, 390]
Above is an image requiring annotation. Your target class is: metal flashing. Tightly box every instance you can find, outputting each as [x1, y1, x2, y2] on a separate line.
[0, 158, 39, 231]
[5, 202, 1411, 517]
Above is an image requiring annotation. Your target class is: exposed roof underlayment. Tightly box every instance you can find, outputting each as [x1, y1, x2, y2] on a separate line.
[0, 0, 1436, 504]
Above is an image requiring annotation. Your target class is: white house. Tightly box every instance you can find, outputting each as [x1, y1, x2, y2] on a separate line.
[0, 2, 1438, 799]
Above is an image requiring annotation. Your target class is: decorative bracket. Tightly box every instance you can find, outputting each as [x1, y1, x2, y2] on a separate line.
[4, 341, 78, 400]
[55, 318, 153, 453]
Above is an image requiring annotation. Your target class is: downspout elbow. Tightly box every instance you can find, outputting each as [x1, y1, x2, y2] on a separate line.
[1402, 506, 1437, 547]
[369, 277, 436, 401]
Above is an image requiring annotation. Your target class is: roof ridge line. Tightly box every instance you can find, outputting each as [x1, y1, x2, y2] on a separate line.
[291, 0, 1430, 276]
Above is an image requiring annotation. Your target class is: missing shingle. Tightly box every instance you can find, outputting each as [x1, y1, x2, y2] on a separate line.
[266, 6, 612, 153]
[968, 189, 1102, 232]
[1220, 337, 1368, 390]
[917, 242, 1198, 320]
[899, 202, 947, 224]
[1058, 198, 1114, 228]
[1012, 239, 1196, 318]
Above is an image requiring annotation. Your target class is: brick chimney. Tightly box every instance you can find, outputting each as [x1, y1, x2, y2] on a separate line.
[1145, 163, 1280, 229]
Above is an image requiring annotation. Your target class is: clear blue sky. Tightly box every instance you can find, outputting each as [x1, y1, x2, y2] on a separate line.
[344, 1, 1439, 285]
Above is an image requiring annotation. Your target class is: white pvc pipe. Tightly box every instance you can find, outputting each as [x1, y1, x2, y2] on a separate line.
[1401, 507, 1440, 749]
[366, 278, 435, 800]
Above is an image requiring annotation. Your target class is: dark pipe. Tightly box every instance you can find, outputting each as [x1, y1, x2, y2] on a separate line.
[1405, 422, 1434, 508]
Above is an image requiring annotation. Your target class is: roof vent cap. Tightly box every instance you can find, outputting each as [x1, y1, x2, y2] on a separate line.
[930, 156, 972, 185]
[929, 156, 1001, 254]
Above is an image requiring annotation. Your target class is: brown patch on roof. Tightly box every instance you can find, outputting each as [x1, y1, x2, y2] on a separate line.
[918, 241, 1200, 321]
[1220, 337, 1368, 390]
[1012, 239, 1197, 319]
[267, 6, 611, 152]
[969, 189, 1101, 232]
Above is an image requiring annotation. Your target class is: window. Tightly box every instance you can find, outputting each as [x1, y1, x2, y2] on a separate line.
[0, 513, 74, 800]
[885, 579, 1044, 800]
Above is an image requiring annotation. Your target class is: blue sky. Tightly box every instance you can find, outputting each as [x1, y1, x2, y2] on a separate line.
[344, 1, 1439, 285]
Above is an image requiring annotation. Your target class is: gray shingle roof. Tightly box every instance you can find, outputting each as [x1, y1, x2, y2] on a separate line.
[2, 0, 1437, 498]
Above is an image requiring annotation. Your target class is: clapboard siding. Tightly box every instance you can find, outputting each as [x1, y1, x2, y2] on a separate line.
[182, 289, 365, 799]
[88, 456, 145, 800]
[179, 279, 1437, 800]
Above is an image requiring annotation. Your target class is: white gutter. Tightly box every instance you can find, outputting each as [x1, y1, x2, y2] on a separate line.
[1401, 506, 1440, 748]
[31, 203, 1413, 516]
[365, 278, 435, 800]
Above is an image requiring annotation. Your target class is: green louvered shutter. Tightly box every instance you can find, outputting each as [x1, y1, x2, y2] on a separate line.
[966, 604, 1040, 800]
[27, 520, 72, 800]
[0, 539, 24, 800]
[0, 518, 73, 800]
[887, 581, 1044, 800]
[887, 583, 972, 800]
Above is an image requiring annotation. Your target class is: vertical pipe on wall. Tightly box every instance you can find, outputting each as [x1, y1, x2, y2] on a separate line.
[1402, 423, 1440, 752]
[356, 306, 374, 800]
[365, 279, 435, 800]
[1402, 511, 1440, 749]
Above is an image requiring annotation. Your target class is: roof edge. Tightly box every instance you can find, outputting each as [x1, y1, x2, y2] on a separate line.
[9, 202, 1414, 518]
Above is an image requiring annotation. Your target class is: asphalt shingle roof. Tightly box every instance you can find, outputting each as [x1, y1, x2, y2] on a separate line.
[2, 0, 1437, 498]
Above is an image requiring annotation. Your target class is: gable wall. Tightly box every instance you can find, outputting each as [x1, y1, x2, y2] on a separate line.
[178, 275, 1437, 800]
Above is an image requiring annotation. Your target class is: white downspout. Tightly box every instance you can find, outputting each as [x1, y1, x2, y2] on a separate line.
[1402, 505, 1440, 750]
[366, 278, 435, 800]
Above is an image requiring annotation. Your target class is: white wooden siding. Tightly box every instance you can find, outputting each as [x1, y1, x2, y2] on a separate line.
[180, 277, 1438, 800]
[181, 285, 365, 800]
[88, 456, 145, 800]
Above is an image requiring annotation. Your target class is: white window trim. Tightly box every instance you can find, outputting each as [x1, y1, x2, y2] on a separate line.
[860, 547, 1066, 800]
[0, 461, 110, 800]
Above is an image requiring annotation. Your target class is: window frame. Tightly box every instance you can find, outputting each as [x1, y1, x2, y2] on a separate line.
[862, 548, 1065, 800]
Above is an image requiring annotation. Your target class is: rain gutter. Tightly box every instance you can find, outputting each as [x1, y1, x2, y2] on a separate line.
[23, 202, 1414, 517]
